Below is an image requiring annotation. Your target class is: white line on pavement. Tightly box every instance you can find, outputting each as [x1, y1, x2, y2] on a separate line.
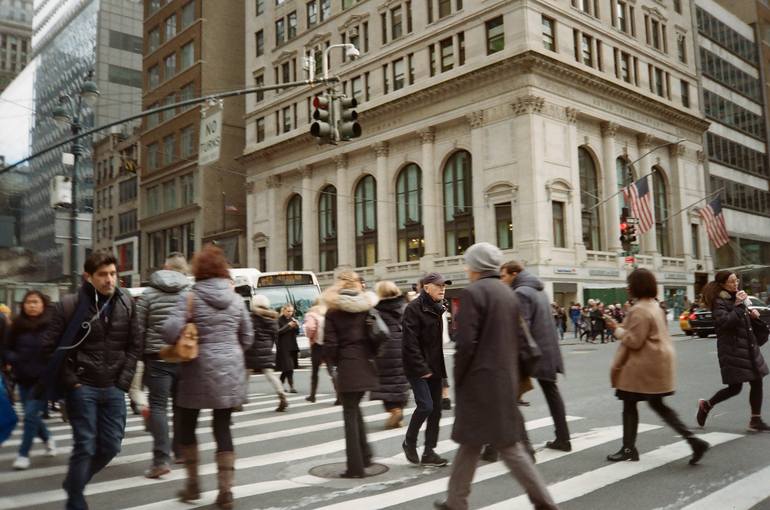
[678, 464, 770, 510]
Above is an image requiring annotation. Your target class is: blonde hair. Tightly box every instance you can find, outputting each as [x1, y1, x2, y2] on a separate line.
[336, 270, 363, 291]
[375, 280, 401, 300]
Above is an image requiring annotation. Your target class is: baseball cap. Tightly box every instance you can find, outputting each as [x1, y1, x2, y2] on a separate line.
[421, 272, 452, 286]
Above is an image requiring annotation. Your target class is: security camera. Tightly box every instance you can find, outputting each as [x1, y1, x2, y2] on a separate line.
[345, 46, 360, 59]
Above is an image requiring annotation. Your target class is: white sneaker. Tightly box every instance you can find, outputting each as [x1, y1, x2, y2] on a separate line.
[44, 437, 57, 457]
[12, 456, 30, 470]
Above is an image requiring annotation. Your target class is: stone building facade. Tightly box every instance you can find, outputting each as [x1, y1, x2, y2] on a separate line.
[244, 0, 712, 305]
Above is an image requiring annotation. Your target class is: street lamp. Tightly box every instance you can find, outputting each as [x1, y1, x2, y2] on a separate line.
[322, 43, 360, 81]
[52, 70, 100, 291]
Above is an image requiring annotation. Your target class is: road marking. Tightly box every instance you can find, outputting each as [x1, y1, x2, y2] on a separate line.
[678, 465, 770, 510]
[310, 422, 659, 510]
[117, 416, 582, 510]
[481, 432, 742, 509]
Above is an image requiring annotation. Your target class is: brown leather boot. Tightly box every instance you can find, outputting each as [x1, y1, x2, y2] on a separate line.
[385, 408, 403, 429]
[177, 444, 200, 501]
[215, 451, 235, 509]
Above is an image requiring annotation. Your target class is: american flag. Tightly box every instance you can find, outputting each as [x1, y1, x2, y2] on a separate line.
[622, 176, 654, 234]
[699, 197, 730, 248]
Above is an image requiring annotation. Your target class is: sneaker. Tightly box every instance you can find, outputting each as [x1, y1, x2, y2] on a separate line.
[402, 441, 420, 464]
[696, 399, 711, 428]
[544, 439, 572, 452]
[144, 464, 171, 479]
[748, 417, 770, 432]
[12, 456, 30, 470]
[421, 450, 449, 467]
[44, 437, 57, 457]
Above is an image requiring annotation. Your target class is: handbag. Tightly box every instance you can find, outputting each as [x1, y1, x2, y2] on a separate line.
[159, 293, 199, 363]
[365, 309, 390, 356]
[750, 317, 769, 347]
[518, 316, 542, 378]
[0, 373, 17, 445]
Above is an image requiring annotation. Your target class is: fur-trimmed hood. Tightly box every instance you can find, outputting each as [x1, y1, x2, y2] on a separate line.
[718, 290, 736, 301]
[253, 306, 279, 320]
[324, 288, 372, 313]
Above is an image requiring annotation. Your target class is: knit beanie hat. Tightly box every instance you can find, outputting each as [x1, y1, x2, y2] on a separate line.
[463, 242, 503, 273]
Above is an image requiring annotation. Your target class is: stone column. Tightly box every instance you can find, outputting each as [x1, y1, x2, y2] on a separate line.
[335, 154, 353, 268]
[300, 166, 318, 271]
[419, 127, 440, 258]
[266, 175, 282, 271]
[601, 122, 621, 253]
[373, 142, 393, 264]
[636, 133, 657, 255]
[466, 111, 488, 243]
[566, 106, 586, 262]
[668, 143, 688, 257]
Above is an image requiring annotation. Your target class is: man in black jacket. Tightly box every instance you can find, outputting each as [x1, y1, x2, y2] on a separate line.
[41, 251, 140, 510]
[402, 272, 450, 467]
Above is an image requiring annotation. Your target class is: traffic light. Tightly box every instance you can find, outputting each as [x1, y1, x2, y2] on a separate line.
[620, 208, 631, 253]
[337, 95, 361, 141]
[310, 94, 333, 144]
[627, 223, 639, 246]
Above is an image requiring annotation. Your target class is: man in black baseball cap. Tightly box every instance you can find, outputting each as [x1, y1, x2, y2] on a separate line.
[401, 272, 451, 467]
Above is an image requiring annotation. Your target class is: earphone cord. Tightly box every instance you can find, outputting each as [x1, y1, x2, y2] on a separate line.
[55, 297, 114, 352]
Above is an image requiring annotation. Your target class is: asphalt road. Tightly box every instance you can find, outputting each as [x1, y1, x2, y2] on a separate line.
[1, 324, 769, 510]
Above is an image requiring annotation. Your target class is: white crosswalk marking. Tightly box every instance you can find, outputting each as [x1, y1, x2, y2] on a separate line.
[678, 465, 770, 510]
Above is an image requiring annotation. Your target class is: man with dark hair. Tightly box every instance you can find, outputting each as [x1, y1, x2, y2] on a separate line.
[136, 252, 190, 478]
[41, 250, 141, 510]
[501, 260, 572, 452]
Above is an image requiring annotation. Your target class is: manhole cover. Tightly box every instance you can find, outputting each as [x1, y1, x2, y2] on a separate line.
[309, 462, 389, 479]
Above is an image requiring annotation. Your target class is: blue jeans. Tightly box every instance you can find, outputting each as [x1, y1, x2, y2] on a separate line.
[144, 359, 179, 466]
[18, 383, 50, 457]
[405, 376, 443, 450]
[64, 385, 127, 510]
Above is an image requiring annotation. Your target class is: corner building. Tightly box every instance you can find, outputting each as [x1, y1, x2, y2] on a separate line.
[244, 0, 712, 305]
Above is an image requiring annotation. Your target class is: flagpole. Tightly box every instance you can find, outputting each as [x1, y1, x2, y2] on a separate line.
[658, 187, 725, 225]
[588, 139, 686, 211]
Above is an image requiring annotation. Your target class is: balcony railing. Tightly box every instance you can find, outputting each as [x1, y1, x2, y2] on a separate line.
[661, 257, 686, 269]
[586, 251, 617, 264]
[433, 255, 464, 268]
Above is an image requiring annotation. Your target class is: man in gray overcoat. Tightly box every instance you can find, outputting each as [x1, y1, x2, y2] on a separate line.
[435, 243, 557, 510]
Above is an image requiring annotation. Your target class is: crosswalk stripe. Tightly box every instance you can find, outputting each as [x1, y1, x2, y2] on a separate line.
[0, 404, 418, 485]
[310, 422, 658, 510]
[119, 416, 581, 510]
[678, 464, 770, 510]
[480, 432, 742, 509]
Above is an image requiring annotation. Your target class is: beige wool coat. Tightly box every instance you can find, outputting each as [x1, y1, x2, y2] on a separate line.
[611, 298, 676, 394]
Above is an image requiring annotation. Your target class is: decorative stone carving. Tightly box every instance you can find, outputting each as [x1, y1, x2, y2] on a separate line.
[306, 32, 331, 47]
[466, 110, 485, 128]
[373, 141, 389, 157]
[669, 143, 686, 158]
[565, 107, 579, 124]
[252, 232, 268, 244]
[298, 165, 313, 179]
[334, 154, 348, 169]
[600, 121, 618, 137]
[696, 150, 706, 164]
[637, 133, 654, 149]
[511, 95, 545, 116]
[339, 13, 369, 31]
[266, 175, 282, 189]
[418, 127, 435, 145]
[246, 181, 256, 194]
[272, 49, 297, 66]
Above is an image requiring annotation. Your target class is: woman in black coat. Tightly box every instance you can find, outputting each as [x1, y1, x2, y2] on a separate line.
[5, 290, 56, 469]
[697, 271, 769, 431]
[323, 271, 378, 478]
[276, 304, 299, 393]
[370, 281, 410, 429]
[247, 295, 289, 412]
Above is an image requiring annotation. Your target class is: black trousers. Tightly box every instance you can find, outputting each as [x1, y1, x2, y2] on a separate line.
[622, 397, 692, 448]
[538, 379, 570, 442]
[340, 391, 371, 476]
[177, 407, 234, 452]
[309, 344, 336, 397]
[709, 379, 763, 415]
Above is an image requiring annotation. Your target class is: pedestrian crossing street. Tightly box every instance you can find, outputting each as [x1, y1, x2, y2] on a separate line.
[1, 387, 769, 510]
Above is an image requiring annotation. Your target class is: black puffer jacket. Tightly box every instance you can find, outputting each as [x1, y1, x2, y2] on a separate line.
[5, 308, 53, 385]
[246, 307, 279, 371]
[402, 291, 447, 380]
[713, 290, 769, 385]
[371, 296, 410, 404]
[41, 284, 140, 391]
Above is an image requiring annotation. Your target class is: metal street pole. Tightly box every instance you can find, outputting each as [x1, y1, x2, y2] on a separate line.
[70, 135, 80, 292]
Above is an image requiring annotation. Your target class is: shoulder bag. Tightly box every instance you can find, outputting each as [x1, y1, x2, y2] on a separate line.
[365, 309, 390, 356]
[750, 316, 769, 347]
[518, 316, 542, 378]
[159, 293, 199, 363]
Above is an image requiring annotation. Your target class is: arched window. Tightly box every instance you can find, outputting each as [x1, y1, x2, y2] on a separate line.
[616, 156, 634, 210]
[443, 150, 474, 256]
[653, 169, 670, 256]
[354, 175, 377, 267]
[318, 185, 338, 271]
[396, 163, 424, 262]
[286, 194, 302, 270]
[579, 147, 602, 251]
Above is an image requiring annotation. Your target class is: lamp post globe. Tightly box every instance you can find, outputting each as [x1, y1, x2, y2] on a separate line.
[52, 102, 72, 129]
[80, 79, 100, 108]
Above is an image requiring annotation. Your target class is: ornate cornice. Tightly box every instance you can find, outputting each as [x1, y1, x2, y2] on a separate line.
[339, 13, 370, 32]
[266, 175, 282, 189]
[601, 121, 619, 137]
[637, 133, 654, 149]
[373, 141, 389, 157]
[511, 95, 545, 116]
[299, 165, 312, 179]
[670, 144, 686, 158]
[418, 127, 435, 144]
[465, 110, 485, 128]
[306, 32, 331, 47]
[565, 107, 579, 124]
[696, 150, 706, 164]
[334, 154, 348, 169]
[272, 49, 297, 66]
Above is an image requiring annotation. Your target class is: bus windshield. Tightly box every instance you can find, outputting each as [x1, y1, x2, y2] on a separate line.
[289, 285, 321, 319]
[254, 287, 290, 314]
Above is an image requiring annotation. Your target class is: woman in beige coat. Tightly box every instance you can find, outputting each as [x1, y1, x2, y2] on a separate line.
[605, 269, 709, 465]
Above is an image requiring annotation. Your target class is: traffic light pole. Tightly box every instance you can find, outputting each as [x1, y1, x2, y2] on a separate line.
[0, 78, 340, 175]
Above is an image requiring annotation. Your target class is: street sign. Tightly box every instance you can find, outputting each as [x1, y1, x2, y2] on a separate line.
[199, 100, 223, 166]
[625, 256, 635, 264]
[626, 217, 639, 224]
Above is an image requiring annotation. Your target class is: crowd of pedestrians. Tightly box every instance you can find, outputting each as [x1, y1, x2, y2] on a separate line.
[0, 241, 768, 510]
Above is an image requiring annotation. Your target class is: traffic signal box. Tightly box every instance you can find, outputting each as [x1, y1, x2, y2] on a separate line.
[309, 94, 362, 144]
[619, 207, 639, 255]
[310, 94, 333, 144]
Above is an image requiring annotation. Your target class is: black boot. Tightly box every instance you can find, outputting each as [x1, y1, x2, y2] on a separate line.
[687, 437, 710, 465]
[480, 445, 498, 463]
[607, 446, 639, 462]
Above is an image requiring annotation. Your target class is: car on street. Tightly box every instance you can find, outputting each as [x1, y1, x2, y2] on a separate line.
[687, 297, 770, 338]
[679, 308, 695, 336]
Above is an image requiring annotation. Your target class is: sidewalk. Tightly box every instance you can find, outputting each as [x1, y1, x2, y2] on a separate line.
[558, 320, 685, 346]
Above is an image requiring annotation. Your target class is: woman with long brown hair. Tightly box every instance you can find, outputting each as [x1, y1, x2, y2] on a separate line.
[696, 270, 769, 432]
